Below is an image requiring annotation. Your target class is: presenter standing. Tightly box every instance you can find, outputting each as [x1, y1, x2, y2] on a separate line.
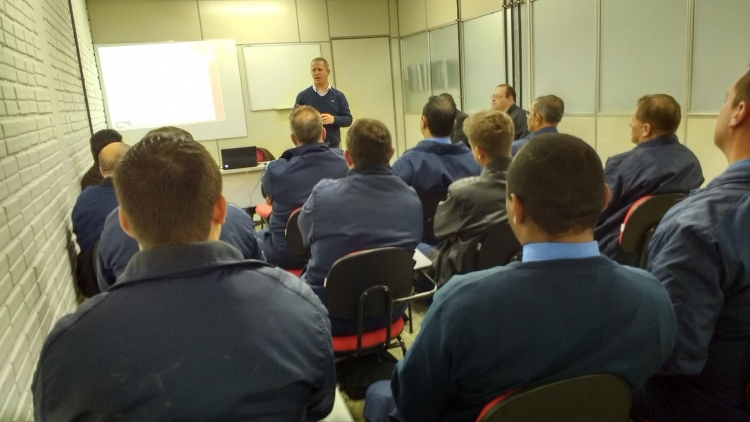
[294, 58, 352, 149]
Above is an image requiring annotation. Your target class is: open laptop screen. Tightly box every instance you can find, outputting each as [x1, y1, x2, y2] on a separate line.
[220, 146, 258, 170]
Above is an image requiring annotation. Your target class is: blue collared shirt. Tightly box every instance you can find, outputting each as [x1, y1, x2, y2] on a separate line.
[522, 241, 600, 262]
[727, 157, 750, 172]
[425, 137, 452, 145]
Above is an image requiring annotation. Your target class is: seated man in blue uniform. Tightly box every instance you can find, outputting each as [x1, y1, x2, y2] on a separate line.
[97, 202, 264, 291]
[632, 70, 750, 422]
[365, 133, 677, 422]
[33, 127, 336, 421]
[80, 128, 122, 190]
[298, 118, 423, 335]
[511, 94, 563, 156]
[594, 94, 703, 262]
[256, 106, 348, 269]
[430, 109, 514, 287]
[72, 142, 129, 297]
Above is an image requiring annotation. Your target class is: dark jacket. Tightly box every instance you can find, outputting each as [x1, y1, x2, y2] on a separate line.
[452, 110, 469, 146]
[431, 158, 511, 286]
[72, 178, 119, 253]
[34, 241, 336, 422]
[506, 103, 529, 140]
[392, 140, 481, 195]
[294, 87, 352, 148]
[594, 134, 704, 261]
[634, 159, 750, 422]
[259, 143, 348, 268]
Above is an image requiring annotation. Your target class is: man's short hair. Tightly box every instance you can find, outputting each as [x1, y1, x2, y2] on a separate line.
[311, 57, 329, 69]
[113, 127, 222, 249]
[635, 94, 682, 135]
[533, 95, 565, 124]
[90, 129, 122, 162]
[464, 110, 514, 160]
[422, 96, 457, 138]
[507, 133, 604, 236]
[98, 142, 130, 174]
[290, 106, 323, 145]
[439, 93, 457, 109]
[733, 68, 750, 108]
[346, 118, 392, 167]
[497, 84, 517, 101]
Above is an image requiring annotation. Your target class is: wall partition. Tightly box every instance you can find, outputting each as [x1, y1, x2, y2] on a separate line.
[462, 11, 506, 113]
[401, 32, 430, 114]
[429, 24, 461, 102]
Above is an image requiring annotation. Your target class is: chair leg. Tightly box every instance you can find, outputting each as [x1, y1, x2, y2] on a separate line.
[408, 302, 413, 334]
[397, 336, 407, 356]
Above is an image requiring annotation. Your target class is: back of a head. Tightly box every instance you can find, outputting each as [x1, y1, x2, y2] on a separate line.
[99, 142, 130, 174]
[508, 133, 604, 237]
[90, 129, 122, 162]
[422, 96, 457, 138]
[290, 106, 323, 145]
[635, 94, 681, 135]
[534, 95, 565, 125]
[464, 110, 515, 160]
[438, 93, 457, 110]
[732, 69, 750, 109]
[113, 127, 222, 249]
[346, 118, 392, 167]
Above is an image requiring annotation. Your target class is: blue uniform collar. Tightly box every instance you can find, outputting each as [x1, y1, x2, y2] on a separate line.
[116, 241, 249, 287]
[413, 140, 472, 155]
[347, 164, 393, 177]
[522, 241, 600, 262]
[280, 142, 330, 160]
[726, 157, 750, 172]
[424, 137, 452, 145]
[636, 133, 679, 149]
[530, 126, 558, 137]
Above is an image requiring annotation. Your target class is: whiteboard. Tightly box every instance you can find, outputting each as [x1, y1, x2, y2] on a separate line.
[243, 44, 322, 111]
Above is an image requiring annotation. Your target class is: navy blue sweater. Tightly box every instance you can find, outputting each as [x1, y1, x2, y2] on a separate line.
[294, 87, 352, 148]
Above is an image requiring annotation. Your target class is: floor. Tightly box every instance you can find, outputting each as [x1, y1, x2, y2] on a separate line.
[342, 301, 430, 421]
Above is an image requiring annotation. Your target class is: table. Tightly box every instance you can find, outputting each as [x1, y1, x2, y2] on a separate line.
[221, 162, 268, 209]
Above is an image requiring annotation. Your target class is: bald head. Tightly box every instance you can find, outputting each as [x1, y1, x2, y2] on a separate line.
[99, 142, 130, 177]
[290, 105, 324, 145]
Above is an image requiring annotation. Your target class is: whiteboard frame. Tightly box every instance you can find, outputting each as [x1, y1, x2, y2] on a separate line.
[242, 43, 322, 112]
[95, 39, 248, 143]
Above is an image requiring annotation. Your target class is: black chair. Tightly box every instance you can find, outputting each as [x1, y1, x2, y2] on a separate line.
[619, 193, 686, 268]
[325, 248, 436, 357]
[476, 221, 523, 270]
[285, 208, 308, 256]
[419, 192, 447, 245]
[476, 374, 632, 422]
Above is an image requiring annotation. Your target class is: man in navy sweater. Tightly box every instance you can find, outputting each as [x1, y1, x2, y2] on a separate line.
[294, 57, 352, 149]
[511, 94, 564, 156]
[365, 133, 676, 422]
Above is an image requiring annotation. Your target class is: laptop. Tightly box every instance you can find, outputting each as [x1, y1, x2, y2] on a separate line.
[220, 146, 258, 170]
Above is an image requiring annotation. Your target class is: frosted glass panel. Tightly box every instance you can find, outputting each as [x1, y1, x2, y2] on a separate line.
[463, 12, 505, 113]
[691, 0, 750, 113]
[533, 0, 595, 113]
[401, 32, 430, 114]
[600, 0, 687, 113]
[429, 24, 460, 105]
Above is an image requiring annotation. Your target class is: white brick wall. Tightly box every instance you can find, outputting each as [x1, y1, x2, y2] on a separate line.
[0, 0, 103, 419]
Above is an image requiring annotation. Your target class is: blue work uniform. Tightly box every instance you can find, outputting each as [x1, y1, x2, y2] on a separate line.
[595, 134, 704, 261]
[298, 165, 423, 335]
[392, 138, 481, 195]
[71, 178, 119, 253]
[633, 159, 750, 422]
[294, 87, 352, 149]
[370, 242, 675, 422]
[96, 204, 264, 291]
[511, 126, 558, 156]
[257, 143, 348, 269]
[33, 241, 336, 422]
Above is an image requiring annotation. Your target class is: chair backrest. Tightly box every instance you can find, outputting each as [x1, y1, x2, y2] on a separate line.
[419, 192, 447, 245]
[476, 374, 632, 422]
[285, 208, 308, 256]
[477, 221, 522, 270]
[325, 248, 414, 319]
[256, 147, 276, 162]
[619, 193, 686, 255]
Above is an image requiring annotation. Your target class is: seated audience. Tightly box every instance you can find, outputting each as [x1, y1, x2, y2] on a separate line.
[632, 70, 750, 422]
[97, 203, 264, 291]
[491, 84, 528, 140]
[439, 92, 469, 146]
[595, 94, 703, 261]
[392, 96, 480, 196]
[366, 133, 676, 422]
[298, 118, 422, 335]
[80, 129, 122, 190]
[34, 127, 335, 421]
[430, 109, 514, 287]
[256, 106, 348, 269]
[512, 95, 564, 156]
[72, 142, 129, 297]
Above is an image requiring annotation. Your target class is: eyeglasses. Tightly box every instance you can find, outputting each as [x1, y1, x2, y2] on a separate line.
[491, 95, 504, 100]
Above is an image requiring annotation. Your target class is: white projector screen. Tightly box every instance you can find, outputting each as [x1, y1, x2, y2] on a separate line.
[96, 39, 247, 142]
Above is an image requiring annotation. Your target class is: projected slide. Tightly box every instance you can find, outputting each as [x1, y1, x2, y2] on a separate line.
[98, 42, 225, 129]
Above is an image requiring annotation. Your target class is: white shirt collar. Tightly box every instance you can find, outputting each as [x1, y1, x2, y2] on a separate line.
[313, 84, 332, 96]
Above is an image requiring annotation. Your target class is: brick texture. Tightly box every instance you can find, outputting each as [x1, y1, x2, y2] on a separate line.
[0, 0, 104, 419]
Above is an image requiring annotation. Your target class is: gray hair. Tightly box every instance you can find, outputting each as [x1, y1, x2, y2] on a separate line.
[290, 106, 323, 145]
[533, 95, 565, 125]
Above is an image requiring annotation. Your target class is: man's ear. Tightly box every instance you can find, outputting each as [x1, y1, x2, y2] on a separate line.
[510, 193, 526, 225]
[420, 115, 427, 131]
[730, 101, 749, 128]
[387, 147, 395, 161]
[118, 208, 135, 239]
[321, 127, 327, 141]
[344, 150, 354, 167]
[212, 194, 228, 226]
[291, 134, 298, 147]
[642, 122, 653, 138]
[602, 184, 612, 211]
